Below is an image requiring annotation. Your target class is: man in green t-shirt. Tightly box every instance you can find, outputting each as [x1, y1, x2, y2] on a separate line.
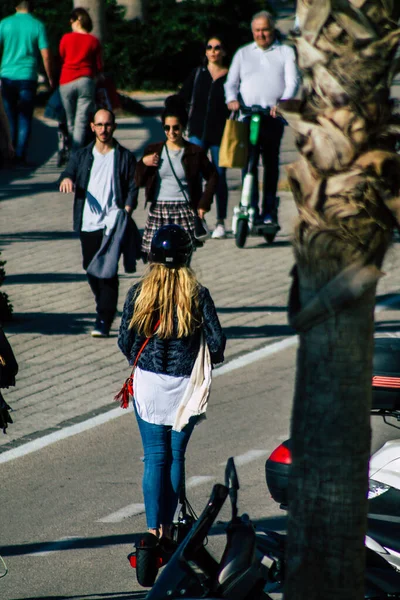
[0, 1, 54, 165]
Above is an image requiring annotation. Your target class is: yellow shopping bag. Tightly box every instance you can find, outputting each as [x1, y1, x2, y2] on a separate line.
[218, 112, 248, 169]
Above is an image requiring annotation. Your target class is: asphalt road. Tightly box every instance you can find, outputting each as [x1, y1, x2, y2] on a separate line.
[0, 338, 393, 600]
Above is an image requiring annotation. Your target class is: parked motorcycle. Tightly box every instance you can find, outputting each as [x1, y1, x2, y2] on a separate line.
[139, 454, 400, 598]
[266, 337, 400, 576]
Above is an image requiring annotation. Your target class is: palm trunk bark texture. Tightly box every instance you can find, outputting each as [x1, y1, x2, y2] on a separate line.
[281, 1, 400, 599]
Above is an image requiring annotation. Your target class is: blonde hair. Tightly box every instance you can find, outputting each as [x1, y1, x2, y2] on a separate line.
[129, 264, 201, 339]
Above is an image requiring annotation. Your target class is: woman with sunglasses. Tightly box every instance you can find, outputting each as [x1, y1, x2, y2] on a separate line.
[179, 36, 229, 239]
[136, 95, 218, 261]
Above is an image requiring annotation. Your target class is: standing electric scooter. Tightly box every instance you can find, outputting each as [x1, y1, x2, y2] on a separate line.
[232, 104, 284, 248]
[128, 473, 197, 587]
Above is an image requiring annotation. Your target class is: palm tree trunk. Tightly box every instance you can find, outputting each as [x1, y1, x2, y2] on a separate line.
[282, 1, 400, 598]
[73, 0, 106, 41]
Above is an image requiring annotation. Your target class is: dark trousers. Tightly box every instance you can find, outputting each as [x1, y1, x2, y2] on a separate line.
[242, 115, 285, 220]
[80, 230, 119, 324]
[1, 78, 37, 159]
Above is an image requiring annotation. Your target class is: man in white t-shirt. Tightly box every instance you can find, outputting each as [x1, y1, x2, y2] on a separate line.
[225, 10, 299, 226]
[59, 108, 138, 337]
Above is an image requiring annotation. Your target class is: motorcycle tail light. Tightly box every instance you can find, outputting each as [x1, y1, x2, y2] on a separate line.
[368, 479, 390, 500]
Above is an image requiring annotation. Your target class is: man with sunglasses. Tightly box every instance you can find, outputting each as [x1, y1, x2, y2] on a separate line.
[59, 108, 138, 338]
[225, 10, 299, 227]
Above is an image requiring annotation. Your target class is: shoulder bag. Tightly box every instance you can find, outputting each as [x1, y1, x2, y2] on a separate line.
[164, 144, 211, 242]
[188, 66, 202, 125]
[115, 320, 160, 409]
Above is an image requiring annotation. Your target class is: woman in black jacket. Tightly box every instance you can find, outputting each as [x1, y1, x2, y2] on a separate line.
[179, 36, 230, 239]
[118, 225, 225, 550]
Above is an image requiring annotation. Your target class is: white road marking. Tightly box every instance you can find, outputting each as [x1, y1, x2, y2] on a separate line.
[98, 452, 269, 525]
[215, 336, 297, 377]
[98, 477, 215, 524]
[186, 475, 215, 488]
[222, 449, 270, 467]
[97, 503, 145, 523]
[0, 293, 397, 465]
[0, 406, 133, 465]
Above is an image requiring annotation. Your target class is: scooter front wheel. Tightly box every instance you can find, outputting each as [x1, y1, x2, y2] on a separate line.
[235, 219, 249, 248]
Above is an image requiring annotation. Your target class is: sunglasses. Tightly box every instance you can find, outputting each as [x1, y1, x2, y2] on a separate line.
[206, 44, 222, 51]
[163, 124, 181, 132]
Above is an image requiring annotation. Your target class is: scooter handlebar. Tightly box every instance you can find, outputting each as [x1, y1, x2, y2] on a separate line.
[239, 103, 271, 116]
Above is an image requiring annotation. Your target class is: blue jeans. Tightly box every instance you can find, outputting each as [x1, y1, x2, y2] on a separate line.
[189, 136, 228, 221]
[1, 78, 37, 159]
[134, 405, 197, 529]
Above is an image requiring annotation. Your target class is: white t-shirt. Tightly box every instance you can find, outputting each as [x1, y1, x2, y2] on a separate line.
[134, 366, 190, 426]
[81, 147, 119, 232]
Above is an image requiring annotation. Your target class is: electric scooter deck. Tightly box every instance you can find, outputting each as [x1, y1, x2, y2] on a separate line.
[254, 221, 281, 244]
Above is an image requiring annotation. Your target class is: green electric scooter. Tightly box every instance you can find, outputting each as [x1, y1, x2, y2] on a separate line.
[232, 104, 282, 248]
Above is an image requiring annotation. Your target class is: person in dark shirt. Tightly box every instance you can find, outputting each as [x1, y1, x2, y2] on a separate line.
[179, 36, 230, 239]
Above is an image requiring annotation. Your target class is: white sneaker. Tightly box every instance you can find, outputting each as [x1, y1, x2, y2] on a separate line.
[212, 224, 227, 239]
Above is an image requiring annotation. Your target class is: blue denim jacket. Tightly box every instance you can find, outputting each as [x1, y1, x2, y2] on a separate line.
[118, 283, 226, 377]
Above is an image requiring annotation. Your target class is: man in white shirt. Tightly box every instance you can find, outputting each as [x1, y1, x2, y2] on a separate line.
[225, 11, 299, 225]
[59, 108, 138, 338]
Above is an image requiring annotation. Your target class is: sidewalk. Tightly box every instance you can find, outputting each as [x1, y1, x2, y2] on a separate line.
[1, 79, 400, 454]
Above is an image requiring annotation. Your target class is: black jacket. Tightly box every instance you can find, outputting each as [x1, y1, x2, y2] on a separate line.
[179, 67, 229, 146]
[59, 140, 138, 232]
[0, 326, 18, 389]
[118, 283, 226, 377]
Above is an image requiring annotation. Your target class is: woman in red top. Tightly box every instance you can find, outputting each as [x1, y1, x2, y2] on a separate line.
[59, 8, 103, 151]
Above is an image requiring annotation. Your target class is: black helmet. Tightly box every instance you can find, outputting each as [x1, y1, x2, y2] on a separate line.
[150, 225, 193, 267]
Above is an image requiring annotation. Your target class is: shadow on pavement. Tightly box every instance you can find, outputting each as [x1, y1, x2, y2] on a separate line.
[0, 231, 76, 243]
[7, 312, 95, 335]
[118, 92, 163, 117]
[210, 514, 287, 536]
[1, 516, 287, 558]
[5, 273, 87, 285]
[223, 324, 295, 339]
[1, 533, 142, 557]
[376, 293, 400, 309]
[375, 321, 400, 335]
[0, 181, 58, 202]
[10, 594, 146, 600]
[217, 305, 287, 313]
[242, 240, 292, 249]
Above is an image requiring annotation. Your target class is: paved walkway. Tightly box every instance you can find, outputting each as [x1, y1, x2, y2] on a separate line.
[1, 77, 400, 454]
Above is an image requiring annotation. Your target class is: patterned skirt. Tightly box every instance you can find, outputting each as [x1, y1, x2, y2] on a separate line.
[141, 201, 197, 255]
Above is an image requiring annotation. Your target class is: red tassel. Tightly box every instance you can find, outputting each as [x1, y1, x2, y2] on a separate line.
[114, 380, 130, 409]
[116, 322, 160, 409]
